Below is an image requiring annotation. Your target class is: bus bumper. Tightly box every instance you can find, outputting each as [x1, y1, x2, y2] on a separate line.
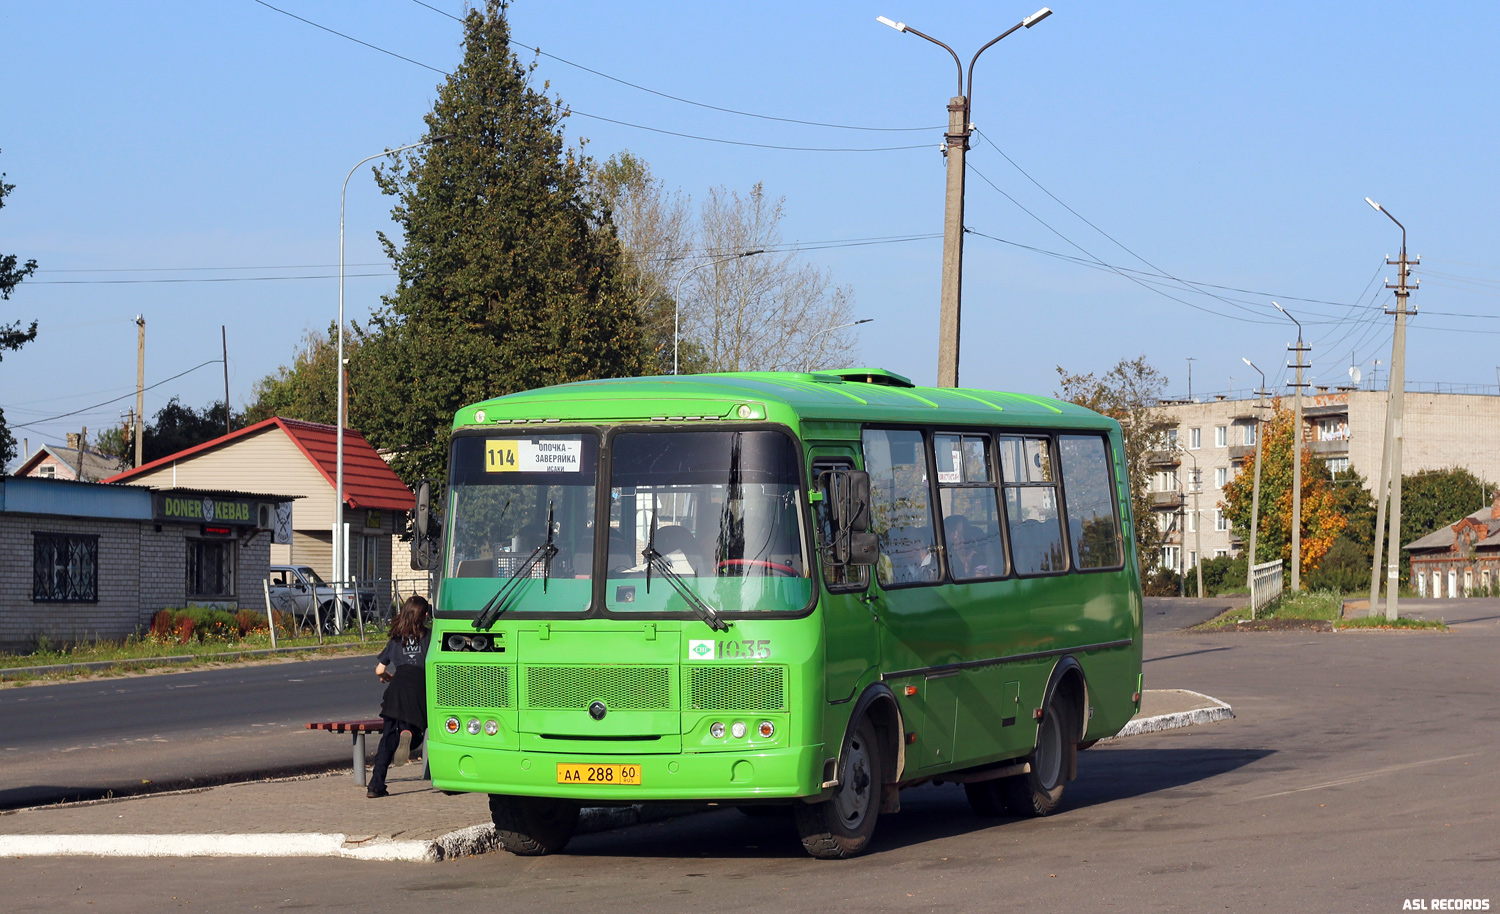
[427, 740, 826, 802]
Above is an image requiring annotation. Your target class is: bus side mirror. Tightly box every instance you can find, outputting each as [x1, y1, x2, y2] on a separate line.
[832, 470, 878, 566]
[846, 532, 879, 566]
[411, 479, 433, 571]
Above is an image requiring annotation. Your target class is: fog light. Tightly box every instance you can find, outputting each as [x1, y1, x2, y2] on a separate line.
[470, 634, 490, 651]
[709, 722, 725, 739]
[466, 718, 481, 735]
[445, 716, 460, 734]
[758, 721, 775, 739]
[483, 719, 499, 736]
[730, 721, 747, 739]
[446, 634, 469, 651]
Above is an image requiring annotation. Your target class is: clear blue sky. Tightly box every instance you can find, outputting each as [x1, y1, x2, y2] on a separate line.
[4, 1, 1497, 465]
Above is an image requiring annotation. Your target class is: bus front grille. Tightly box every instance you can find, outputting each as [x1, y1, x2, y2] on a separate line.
[434, 664, 511, 709]
[525, 666, 673, 710]
[687, 666, 786, 711]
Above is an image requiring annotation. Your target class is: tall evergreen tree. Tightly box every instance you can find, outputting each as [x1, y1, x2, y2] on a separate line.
[1, 148, 40, 468]
[355, 1, 645, 487]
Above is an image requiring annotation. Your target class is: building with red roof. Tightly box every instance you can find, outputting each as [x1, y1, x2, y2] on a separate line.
[106, 417, 415, 588]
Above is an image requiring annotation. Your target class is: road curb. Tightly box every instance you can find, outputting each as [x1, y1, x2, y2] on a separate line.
[0, 643, 375, 681]
[0, 803, 709, 862]
[1104, 689, 1235, 741]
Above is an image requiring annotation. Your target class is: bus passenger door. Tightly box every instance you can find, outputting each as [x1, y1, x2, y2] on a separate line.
[811, 452, 878, 704]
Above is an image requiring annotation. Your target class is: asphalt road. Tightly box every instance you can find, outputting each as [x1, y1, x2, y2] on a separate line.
[0, 654, 382, 808]
[1142, 595, 1241, 632]
[5, 598, 1494, 913]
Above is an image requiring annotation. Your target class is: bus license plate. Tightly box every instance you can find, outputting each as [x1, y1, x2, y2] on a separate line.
[556, 763, 642, 785]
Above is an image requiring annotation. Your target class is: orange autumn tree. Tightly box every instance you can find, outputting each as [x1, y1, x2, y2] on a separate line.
[1221, 400, 1346, 578]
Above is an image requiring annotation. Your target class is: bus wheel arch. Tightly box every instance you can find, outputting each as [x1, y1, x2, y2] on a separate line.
[1000, 658, 1087, 818]
[846, 683, 905, 787]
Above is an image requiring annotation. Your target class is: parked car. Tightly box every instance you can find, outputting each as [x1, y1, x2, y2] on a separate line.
[266, 565, 375, 633]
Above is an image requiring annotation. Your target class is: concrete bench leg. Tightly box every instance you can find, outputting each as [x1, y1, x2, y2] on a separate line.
[353, 732, 367, 786]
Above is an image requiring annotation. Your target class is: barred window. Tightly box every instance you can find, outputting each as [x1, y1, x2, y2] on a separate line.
[187, 539, 236, 598]
[33, 533, 99, 602]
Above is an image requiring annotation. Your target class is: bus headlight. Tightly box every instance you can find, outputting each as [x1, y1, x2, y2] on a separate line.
[466, 718, 481, 735]
[483, 719, 499, 736]
[709, 722, 725, 739]
[730, 721, 747, 739]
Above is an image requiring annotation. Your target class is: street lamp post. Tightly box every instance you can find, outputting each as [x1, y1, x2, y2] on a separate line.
[337, 135, 449, 632]
[1366, 197, 1417, 622]
[672, 250, 764, 375]
[1273, 302, 1306, 593]
[1243, 358, 1267, 617]
[877, 7, 1052, 388]
[1182, 447, 1204, 599]
[804, 318, 874, 370]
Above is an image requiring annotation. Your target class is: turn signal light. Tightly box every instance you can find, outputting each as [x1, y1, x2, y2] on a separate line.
[903, 685, 918, 697]
[445, 716, 460, 734]
[757, 721, 775, 739]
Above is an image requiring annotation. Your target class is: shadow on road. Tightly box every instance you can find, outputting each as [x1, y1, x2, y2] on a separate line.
[564, 746, 1271, 860]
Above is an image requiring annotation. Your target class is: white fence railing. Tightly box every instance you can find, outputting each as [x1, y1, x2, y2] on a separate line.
[1250, 559, 1284, 618]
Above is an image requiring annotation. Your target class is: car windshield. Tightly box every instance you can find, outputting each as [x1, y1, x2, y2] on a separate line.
[604, 430, 811, 615]
[296, 567, 325, 585]
[444, 433, 598, 614]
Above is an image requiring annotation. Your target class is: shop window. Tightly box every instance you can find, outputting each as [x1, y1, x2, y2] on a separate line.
[187, 539, 236, 598]
[33, 533, 98, 602]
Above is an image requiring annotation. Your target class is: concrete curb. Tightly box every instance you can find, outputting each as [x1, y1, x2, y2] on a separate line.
[0, 803, 710, 862]
[0, 643, 374, 681]
[1104, 689, 1235, 741]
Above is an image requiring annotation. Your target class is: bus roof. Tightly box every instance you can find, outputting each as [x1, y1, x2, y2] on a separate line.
[453, 369, 1116, 433]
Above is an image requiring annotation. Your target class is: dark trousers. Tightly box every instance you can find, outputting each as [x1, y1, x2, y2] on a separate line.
[368, 715, 425, 792]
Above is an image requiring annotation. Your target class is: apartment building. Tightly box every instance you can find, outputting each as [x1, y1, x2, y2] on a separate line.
[1148, 389, 1500, 571]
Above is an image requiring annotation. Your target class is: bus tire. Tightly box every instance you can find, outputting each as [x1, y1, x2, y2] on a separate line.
[1001, 691, 1076, 818]
[963, 780, 1007, 817]
[794, 717, 881, 859]
[488, 794, 580, 856]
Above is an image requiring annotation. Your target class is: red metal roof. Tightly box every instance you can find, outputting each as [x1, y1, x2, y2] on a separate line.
[104, 417, 415, 512]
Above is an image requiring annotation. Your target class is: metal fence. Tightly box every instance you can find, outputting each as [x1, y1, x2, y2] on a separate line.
[262, 575, 435, 643]
[1250, 559, 1284, 619]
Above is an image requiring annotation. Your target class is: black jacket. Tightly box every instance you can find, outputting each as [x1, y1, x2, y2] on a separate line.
[381, 664, 427, 728]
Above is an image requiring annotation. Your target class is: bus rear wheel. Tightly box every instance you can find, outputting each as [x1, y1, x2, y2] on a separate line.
[794, 717, 882, 859]
[1000, 691, 1076, 818]
[488, 795, 580, 856]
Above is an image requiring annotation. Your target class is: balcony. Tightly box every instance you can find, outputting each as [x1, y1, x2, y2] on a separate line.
[1146, 450, 1181, 467]
[1310, 438, 1349, 455]
[1149, 491, 1185, 510]
[1227, 444, 1255, 461]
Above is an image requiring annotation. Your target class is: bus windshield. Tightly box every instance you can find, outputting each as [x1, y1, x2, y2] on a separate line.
[445, 433, 599, 614]
[604, 429, 812, 616]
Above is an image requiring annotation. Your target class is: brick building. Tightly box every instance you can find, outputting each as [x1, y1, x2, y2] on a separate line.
[1149, 389, 1500, 573]
[0, 476, 294, 651]
[1404, 494, 1500, 598]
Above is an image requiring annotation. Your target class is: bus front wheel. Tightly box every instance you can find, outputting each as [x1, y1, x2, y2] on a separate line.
[1000, 690, 1077, 818]
[794, 717, 882, 859]
[488, 795, 580, 856]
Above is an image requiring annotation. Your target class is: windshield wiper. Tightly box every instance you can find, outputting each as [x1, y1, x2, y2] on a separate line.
[641, 544, 729, 632]
[473, 507, 558, 631]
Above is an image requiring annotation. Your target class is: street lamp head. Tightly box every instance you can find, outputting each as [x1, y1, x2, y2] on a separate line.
[1272, 301, 1287, 316]
[1365, 196, 1382, 212]
[876, 15, 907, 32]
[1023, 7, 1053, 27]
[1242, 357, 1255, 369]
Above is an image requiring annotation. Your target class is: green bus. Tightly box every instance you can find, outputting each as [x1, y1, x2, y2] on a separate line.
[420, 368, 1143, 859]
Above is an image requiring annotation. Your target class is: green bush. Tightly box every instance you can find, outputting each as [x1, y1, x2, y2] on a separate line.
[1304, 536, 1370, 594]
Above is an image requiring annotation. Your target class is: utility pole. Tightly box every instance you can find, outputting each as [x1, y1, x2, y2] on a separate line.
[1242, 358, 1267, 617]
[75, 426, 88, 481]
[134, 315, 145, 468]
[221, 325, 230, 437]
[1275, 303, 1308, 592]
[1184, 447, 1204, 598]
[1186, 356, 1196, 401]
[876, 8, 1052, 388]
[1367, 197, 1417, 622]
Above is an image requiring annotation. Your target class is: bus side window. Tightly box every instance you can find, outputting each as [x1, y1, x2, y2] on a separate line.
[997, 435, 1067, 575]
[1058, 434, 1124, 570]
[934, 433, 1006, 580]
[861, 429, 940, 587]
[813, 459, 869, 591]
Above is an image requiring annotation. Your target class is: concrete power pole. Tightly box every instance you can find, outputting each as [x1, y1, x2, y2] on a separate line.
[1367, 198, 1417, 622]
[936, 95, 968, 389]
[134, 315, 145, 468]
[1242, 358, 1267, 616]
[1275, 303, 1308, 592]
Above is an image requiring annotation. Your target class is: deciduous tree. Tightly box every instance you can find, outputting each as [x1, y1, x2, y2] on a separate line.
[1, 148, 39, 468]
[243, 324, 348, 426]
[1221, 401, 1347, 578]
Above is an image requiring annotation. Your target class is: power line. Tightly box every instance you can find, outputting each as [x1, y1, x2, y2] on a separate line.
[251, 0, 931, 153]
[407, 0, 940, 134]
[7, 359, 225, 431]
[31, 272, 392, 286]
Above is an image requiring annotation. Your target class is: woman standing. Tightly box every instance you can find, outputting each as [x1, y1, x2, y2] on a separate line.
[367, 595, 431, 798]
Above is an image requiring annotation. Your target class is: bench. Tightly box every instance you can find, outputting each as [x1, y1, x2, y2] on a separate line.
[306, 719, 386, 786]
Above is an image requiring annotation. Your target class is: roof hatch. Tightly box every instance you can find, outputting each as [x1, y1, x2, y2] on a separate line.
[823, 368, 915, 388]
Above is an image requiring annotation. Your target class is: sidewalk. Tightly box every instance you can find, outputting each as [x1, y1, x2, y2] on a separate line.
[0, 689, 1234, 861]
